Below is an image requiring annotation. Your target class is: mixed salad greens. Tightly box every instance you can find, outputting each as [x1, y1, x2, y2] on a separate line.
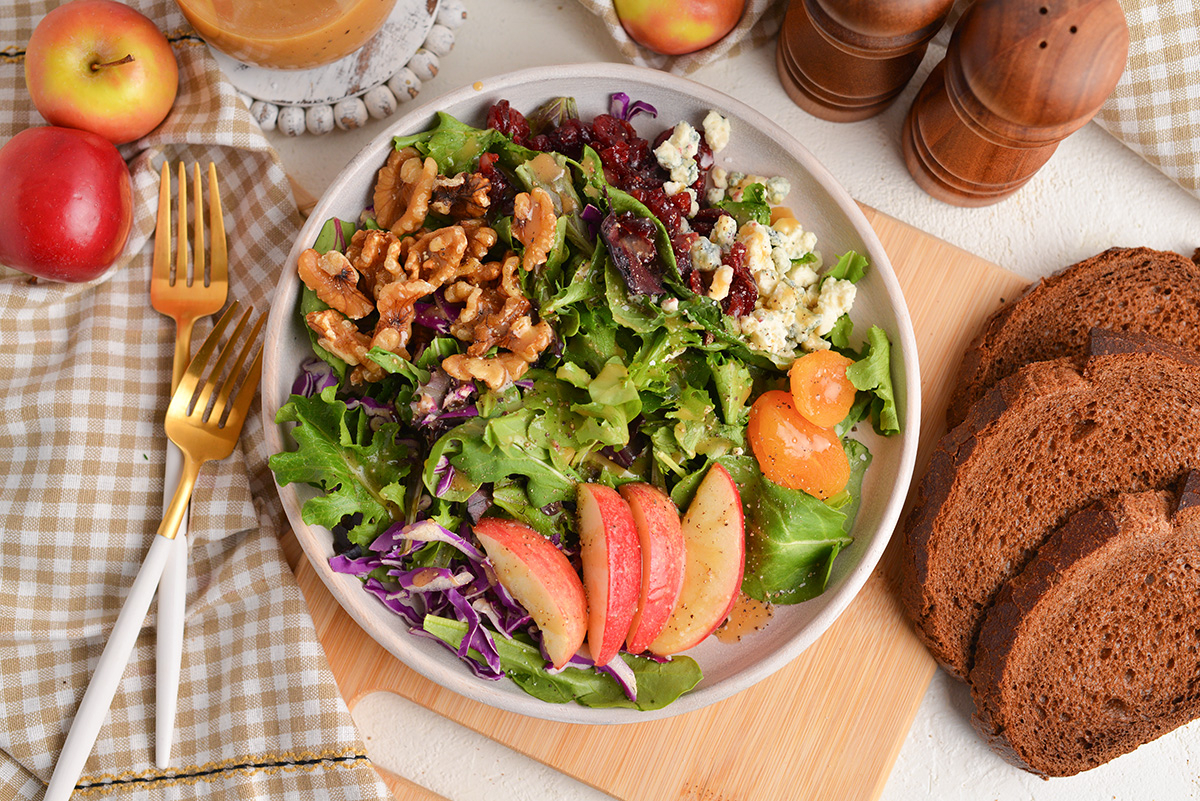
[269, 94, 900, 710]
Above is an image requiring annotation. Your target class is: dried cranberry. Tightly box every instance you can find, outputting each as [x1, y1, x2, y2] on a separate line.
[671, 231, 697, 275]
[600, 211, 665, 296]
[690, 208, 733, 238]
[721, 242, 758, 317]
[633, 186, 691, 236]
[485, 100, 529, 146]
[543, 118, 594, 161]
[591, 113, 637, 145]
[477, 151, 515, 218]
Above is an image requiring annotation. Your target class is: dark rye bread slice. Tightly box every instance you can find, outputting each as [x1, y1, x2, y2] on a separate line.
[946, 247, 1200, 429]
[901, 329, 1200, 678]
[969, 473, 1200, 777]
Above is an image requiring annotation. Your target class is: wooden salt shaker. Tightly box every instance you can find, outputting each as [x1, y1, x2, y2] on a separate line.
[902, 0, 1129, 206]
[776, 0, 956, 122]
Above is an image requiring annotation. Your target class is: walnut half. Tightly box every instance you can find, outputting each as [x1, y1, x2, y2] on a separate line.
[297, 248, 374, 319]
[512, 187, 558, 272]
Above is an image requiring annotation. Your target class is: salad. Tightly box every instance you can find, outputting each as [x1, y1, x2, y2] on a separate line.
[269, 93, 900, 711]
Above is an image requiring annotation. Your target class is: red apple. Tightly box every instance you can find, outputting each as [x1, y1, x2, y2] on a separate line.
[473, 518, 587, 670]
[648, 463, 745, 656]
[25, 0, 179, 145]
[577, 483, 642, 666]
[0, 126, 132, 283]
[619, 483, 686, 655]
[614, 0, 747, 56]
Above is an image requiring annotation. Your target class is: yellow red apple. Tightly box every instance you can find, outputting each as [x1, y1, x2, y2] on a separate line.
[613, 0, 747, 56]
[473, 517, 587, 670]
[0, 126, 132, 283]
[577, 483, 642, 666]
[619, 483, 686, 655]
[25, 0, 179, 145]
[648, 463, 745, 656]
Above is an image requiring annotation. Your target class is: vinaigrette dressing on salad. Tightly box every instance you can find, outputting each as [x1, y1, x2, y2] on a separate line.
[270, 93, 900, 711]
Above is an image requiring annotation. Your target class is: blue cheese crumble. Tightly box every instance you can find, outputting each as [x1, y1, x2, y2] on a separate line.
[734, 216, 857, 358]
[654, 122, 701, 188]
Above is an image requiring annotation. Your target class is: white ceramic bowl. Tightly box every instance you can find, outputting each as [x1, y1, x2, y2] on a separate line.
[262, 62, 920, 724]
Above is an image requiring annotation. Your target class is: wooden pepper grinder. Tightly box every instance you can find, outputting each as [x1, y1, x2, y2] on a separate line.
[776, 0, 956, 122]
[902, 0, 1129, 206]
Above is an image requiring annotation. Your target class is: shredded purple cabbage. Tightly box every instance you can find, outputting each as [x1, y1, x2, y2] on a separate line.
[413, 302, 453, 334]
[433, 456, 456, 497]
[597, 654, 638, 701]
[609, 92, 658, 122]
[465, 486, 493, 523]
[332, 217, 349, 251]
[542, 645, 639, 702]
[412, 371, 479, 428]
[445, 588, 504, 677]
[581, 203, 603, 240]
[292, 357, 338, 397]
[344, 395, 397, 431]
[330, 552, 382, 575]
[370, 518, 487, 562]
[363, 577, 422, 627]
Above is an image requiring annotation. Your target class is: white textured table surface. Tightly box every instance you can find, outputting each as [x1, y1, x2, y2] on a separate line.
[268, 2, 1200, 799]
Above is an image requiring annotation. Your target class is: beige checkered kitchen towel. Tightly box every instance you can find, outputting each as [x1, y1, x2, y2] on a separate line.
[1093, 0, 1200, 200]
[0, 1, 389, 799]
[575, 0, 785, 75]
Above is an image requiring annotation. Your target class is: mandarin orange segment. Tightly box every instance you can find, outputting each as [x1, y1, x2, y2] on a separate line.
[788, 349, 857, 429]
[748, 389, 850, 499]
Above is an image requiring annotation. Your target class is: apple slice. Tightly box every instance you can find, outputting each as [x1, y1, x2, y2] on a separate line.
[648, 463, 745, 656]
[577, 483, 642, 666]
[473, 517, 587, 670]
[619, 482, 686, 654]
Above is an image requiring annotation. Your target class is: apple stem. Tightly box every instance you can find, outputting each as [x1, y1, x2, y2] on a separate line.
[90, 54, 135, 71]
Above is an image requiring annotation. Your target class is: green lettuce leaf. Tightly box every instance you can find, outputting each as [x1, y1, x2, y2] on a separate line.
[269, 387, 411, 547]
[845, 325, 900, 435]
[392, 112, 502, 174]
[713, 182, 770, 227]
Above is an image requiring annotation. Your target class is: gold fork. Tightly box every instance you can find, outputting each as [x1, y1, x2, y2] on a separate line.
[150, 162, 228, 767]
[45, 302, 265, 801]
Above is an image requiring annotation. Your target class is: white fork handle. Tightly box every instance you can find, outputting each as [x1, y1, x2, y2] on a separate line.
[155, 441, 188, 768]
[45, 534, 175, 801]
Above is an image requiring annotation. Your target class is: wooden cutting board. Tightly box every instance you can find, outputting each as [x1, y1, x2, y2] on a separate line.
[279, 206, 1030, 801]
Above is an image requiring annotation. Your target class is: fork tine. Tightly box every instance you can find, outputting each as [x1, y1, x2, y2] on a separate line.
[153, 162, 171, 283]
[223, 346, 263, 431]
[169, 301, 241, 416]
[193, 305, 252, 419]
[208, 163, 227, 288]
[209, 310, 266, 424]
[175, 162, 188, 286]
[192, 163, 205, 287]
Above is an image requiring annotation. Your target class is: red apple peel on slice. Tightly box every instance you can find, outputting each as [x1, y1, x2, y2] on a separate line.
[577, 483, 642, 666]
[648, 463, 745, 656]
[473, 518, 587, 670]
[619, 482, 686, 654]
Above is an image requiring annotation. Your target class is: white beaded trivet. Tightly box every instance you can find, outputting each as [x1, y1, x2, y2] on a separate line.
[211, 0, 465, 136]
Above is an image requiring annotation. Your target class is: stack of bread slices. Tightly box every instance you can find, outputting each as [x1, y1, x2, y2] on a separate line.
[900, 246, 1200, 777]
